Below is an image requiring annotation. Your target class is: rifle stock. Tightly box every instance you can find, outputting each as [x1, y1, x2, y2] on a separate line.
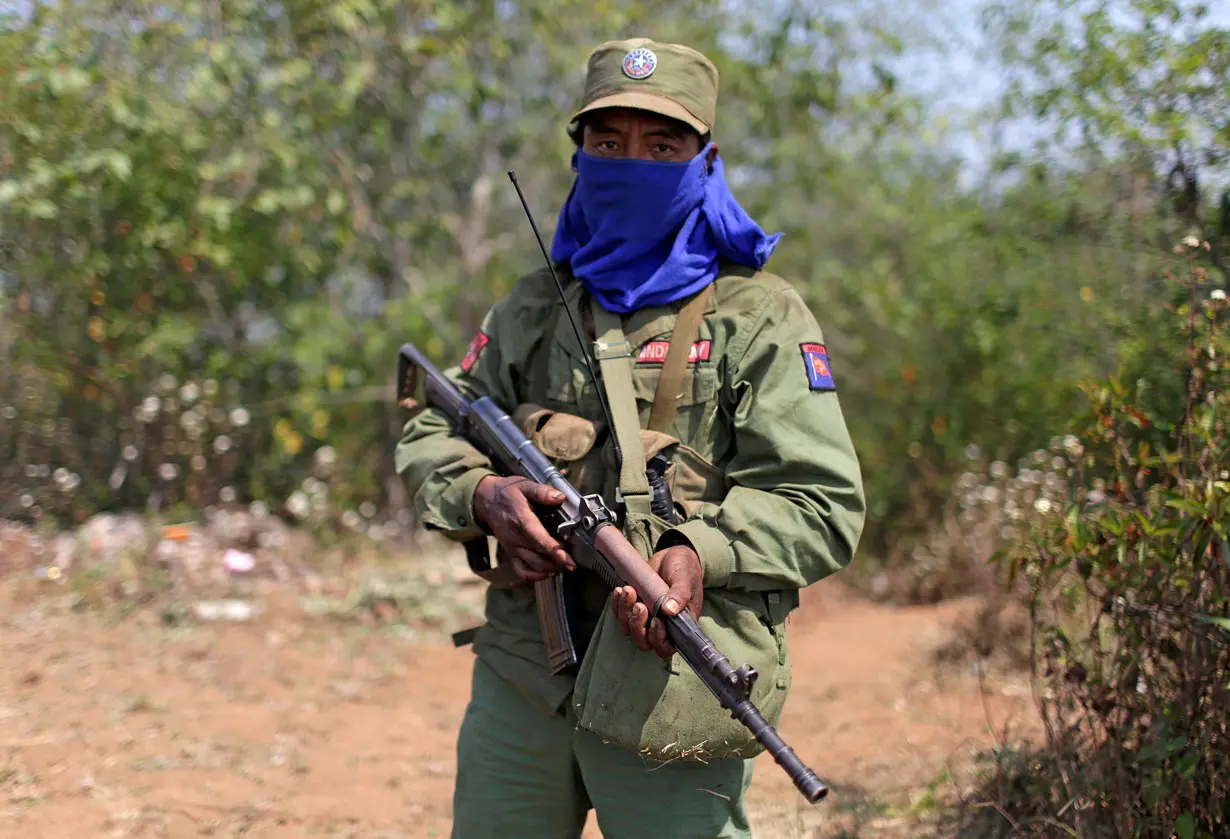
[397, 342, 829, 804]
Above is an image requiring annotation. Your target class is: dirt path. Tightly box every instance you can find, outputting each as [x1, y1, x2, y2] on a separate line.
[0, 580, 1037, 838]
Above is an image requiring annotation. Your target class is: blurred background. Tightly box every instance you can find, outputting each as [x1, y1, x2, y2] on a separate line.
[0, 1, 1226, 837]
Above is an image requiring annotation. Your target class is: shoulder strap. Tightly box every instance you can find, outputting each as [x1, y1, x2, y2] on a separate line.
[588, 298, 651, 508]
[647, 284, 713, 434]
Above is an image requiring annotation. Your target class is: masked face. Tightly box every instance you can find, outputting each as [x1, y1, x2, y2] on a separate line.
[550, 108, 777, 316]
[569, 143, 713, 248]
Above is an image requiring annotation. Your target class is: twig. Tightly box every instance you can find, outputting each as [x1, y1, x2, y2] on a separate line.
[971, 800, 1019, 829]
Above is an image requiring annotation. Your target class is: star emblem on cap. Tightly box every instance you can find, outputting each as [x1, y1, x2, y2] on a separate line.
[622, 47, 657, 80]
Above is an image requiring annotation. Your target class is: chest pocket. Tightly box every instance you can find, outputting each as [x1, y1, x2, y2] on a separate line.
[536, 298, 728, 513]
[629, 350, 718, 439]
[630, 340, 727, 515]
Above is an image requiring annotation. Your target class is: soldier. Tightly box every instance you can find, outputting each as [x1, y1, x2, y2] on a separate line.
[395, 37, 865, 839]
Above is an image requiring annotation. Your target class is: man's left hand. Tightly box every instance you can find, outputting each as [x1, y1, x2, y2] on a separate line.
[610, 545, 703, 658]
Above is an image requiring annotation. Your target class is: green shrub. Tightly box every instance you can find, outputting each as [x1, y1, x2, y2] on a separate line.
[978, 239, 1228, 838]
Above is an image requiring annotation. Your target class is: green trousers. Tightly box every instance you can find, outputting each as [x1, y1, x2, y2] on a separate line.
[451, 657, 755, 839]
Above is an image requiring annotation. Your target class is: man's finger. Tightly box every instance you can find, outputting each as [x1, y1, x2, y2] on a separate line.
[511, 549, 555, 580]
[657, 579, 693, 620]
[628, 602, 652, 651]
[647, 617, 674, 658]
[611, 586, 632, 634]
[508, 497, 573, 570]
[509, 556, 546, 582]
[523, 482, 566, 506]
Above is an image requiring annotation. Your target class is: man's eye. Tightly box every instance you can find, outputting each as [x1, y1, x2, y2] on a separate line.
[656, 144, 677, 154]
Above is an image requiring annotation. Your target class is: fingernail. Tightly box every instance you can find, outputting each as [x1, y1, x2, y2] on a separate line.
[664, 597, 679, 614]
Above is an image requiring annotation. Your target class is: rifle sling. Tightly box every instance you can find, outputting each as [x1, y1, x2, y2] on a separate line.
[589, 299, 651, 509]
[648, 284, 713, 435]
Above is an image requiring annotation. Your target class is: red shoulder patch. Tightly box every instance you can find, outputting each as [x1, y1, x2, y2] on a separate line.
[460, 331, 490, 373]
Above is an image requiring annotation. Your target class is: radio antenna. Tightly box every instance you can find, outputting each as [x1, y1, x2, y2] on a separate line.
[507, 170, 622, 474]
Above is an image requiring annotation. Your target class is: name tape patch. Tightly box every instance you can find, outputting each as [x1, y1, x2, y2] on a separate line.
[460, 331, 490, 373]
[636, 340, 712, 364]
[800, 342, 836, 391]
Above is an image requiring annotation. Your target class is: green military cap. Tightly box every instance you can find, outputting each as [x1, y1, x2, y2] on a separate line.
[571, 38, 720, 135]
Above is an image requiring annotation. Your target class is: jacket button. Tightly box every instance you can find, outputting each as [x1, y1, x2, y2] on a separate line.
[458, 514, 468, 526]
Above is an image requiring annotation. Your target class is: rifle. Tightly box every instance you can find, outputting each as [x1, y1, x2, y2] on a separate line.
[396, 341, 829, 804]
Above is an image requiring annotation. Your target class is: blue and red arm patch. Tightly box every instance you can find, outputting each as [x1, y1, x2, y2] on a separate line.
[800, 343, 836, 391]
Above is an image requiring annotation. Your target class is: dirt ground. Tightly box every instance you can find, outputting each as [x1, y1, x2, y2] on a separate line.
[0, 569, 1039, 839]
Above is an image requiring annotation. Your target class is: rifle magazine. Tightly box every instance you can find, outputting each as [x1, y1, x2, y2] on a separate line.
[535, 575, 579, 674]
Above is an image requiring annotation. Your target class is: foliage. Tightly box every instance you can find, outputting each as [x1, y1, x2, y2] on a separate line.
[0, 0, 932, 539]
[982, 0, 1230, 271]
[968, 242, 1228, 838]
[0, 0, 1223, 591]
[872, 441, 1073, 606]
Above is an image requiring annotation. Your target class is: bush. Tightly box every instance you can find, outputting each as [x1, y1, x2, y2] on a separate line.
[964, 240, 1228, 838]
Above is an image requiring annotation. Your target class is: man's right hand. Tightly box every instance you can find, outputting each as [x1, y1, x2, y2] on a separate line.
[473, 475, 574, 582]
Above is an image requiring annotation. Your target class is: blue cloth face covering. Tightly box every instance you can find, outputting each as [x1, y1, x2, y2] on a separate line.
[549, 142, 783, 314]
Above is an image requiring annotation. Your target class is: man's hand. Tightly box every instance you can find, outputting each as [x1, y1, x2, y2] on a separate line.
[610, 544, 703, 658]
[474, 475, 575, 582]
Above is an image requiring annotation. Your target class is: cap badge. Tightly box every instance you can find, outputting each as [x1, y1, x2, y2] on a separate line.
[621, 47, 657, 80]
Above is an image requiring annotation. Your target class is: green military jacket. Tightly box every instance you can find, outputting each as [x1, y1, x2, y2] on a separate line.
[394, 261, 865, 761]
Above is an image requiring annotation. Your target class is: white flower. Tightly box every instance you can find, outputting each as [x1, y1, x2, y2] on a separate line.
[1034, 497, 1053, 514]
[1063, 435, 1083, 458]
[1182, 235, 1200, 247]
[990, 461, 1009, 480]
[158, 463, 178, 481]
[229, 407, 250, 427]
[179, 382, 200, 403]
[219, 486, 236, 503]
[212, 434, 232, 454]
[286, 491, 310, 519]
[1213, 289, 1226, 301]
[359, 501, 377, 518]
[314, 446, 337, 470]
[963, 444, 981, 461]
[342, 510, 362, 530]
[122, 444, 139, 461]
[19, 493, 33, 508]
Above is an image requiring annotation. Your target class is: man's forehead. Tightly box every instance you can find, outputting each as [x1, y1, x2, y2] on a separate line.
[584, 108, 690, 137]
